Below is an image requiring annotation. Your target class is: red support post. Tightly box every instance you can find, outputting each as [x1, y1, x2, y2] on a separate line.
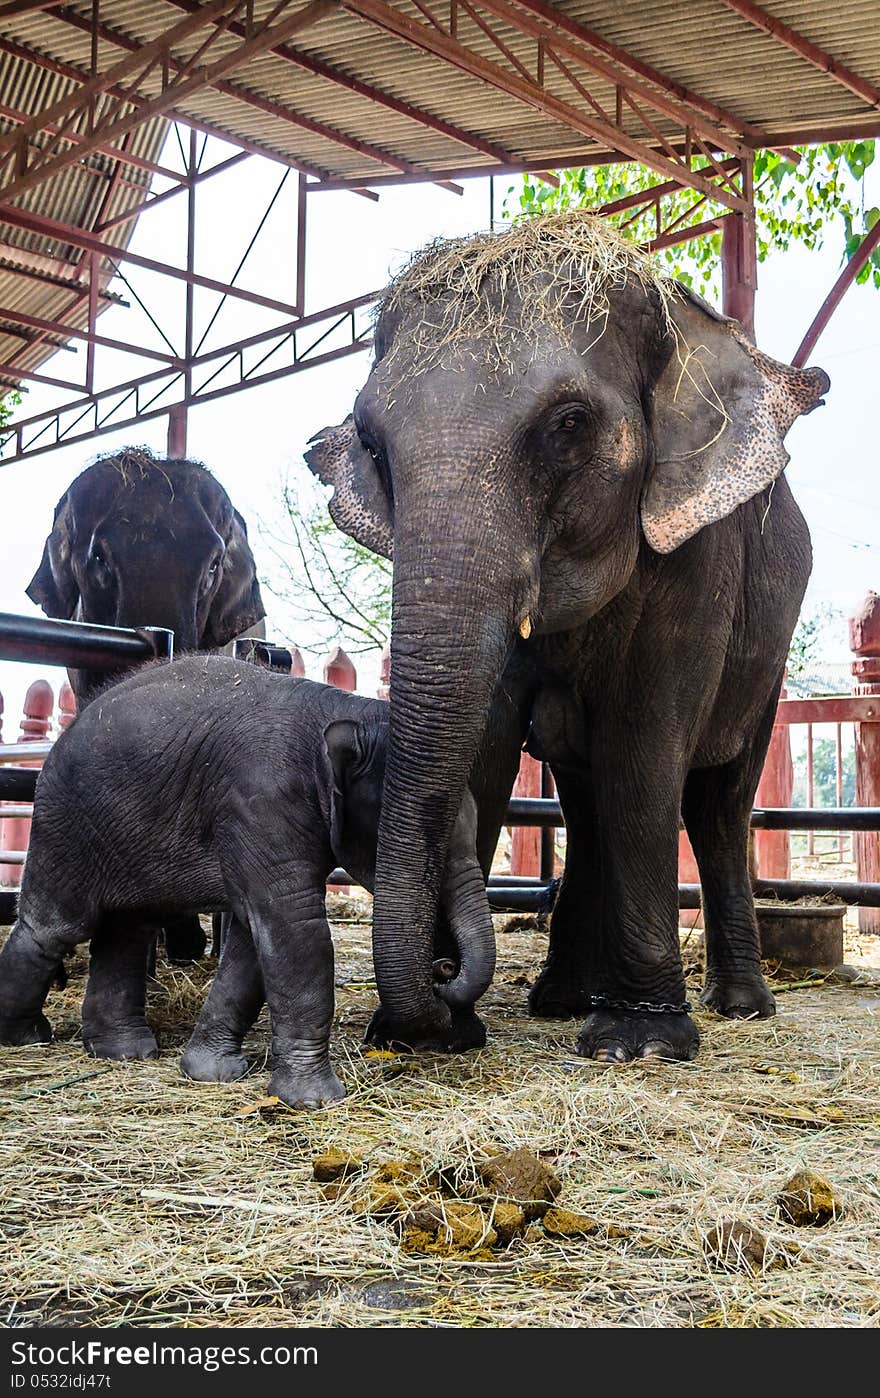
[754, 676, 793, 879]
[720, 164, 757, 341]
[323, 643, 356, 692]
[167, 404, 188, 459]
[0, 678, 54, 888]
[850, 591, 880, 933]
[677, 829, 702, 929]
[510, 751, 542, 878]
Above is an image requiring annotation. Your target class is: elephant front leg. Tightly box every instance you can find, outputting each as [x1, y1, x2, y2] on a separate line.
[81, 921, 158, 1060]
[572, 733, 698, 1064]
[181, 915, 264, 1083]
[247, 887, 345, 1109]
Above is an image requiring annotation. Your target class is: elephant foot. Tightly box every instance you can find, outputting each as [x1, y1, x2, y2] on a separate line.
[180, 1041, 249, 1084]
[268, 1065, 346, 1110]
[701, 975, 776, 1020]
[83, 1024, 158, 1061]
[0, 1012, 53, 1047]
[528, 967, 591, 1019]
[577, 1008, 699, 1063]
[365, 1003, 487, 1053]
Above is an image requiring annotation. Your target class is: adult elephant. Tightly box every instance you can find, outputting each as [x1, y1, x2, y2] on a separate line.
[306, 213, 829, 1063]
[28, 445, 265, 964]
[28, 446, 265, 707]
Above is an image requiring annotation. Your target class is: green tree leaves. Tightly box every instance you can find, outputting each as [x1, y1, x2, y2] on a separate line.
[507, 142, 877, 299]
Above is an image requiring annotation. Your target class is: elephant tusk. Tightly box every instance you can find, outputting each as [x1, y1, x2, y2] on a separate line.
[518, 615, 532, 640]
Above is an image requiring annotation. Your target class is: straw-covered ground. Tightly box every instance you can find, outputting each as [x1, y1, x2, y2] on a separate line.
[1, 901, 878, 1330]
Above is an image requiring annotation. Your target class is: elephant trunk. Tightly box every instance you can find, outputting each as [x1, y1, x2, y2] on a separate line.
[370, 495, 533, 1039]
[438, 854, 496, 1009]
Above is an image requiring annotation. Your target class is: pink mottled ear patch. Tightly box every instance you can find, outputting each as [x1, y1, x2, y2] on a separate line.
[304, 417, 394, 560]
[642, 315, 829, 554]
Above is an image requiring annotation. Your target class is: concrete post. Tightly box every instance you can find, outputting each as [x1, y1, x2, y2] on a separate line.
[754, 675, 793, 879]
[0, 679, 54, 888]
[850, 591, 880, 933]
[323, 643, 356, 692]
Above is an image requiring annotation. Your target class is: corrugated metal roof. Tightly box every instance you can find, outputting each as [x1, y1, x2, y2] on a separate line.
[0, 0, 877, 387]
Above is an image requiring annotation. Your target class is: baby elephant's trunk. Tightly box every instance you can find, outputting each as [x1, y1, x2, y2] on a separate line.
[437, 853, 496, 1010]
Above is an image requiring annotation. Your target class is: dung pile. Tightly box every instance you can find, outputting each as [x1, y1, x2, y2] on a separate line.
[312, 1145, 641, 1259]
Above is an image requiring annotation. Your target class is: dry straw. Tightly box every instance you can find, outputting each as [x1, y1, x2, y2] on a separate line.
[1, 912, 878, 1329]
[376, 210, 675, 380]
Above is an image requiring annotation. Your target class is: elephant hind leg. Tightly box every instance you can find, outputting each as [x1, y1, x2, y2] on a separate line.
[683, 706, 778, 1020]
[0, 913, 91, 1045]
[528, 763, 599, 1018]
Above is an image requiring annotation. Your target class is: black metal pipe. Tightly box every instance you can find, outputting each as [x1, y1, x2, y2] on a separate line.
[0, 769, 38, 801]
[0, 613, 173, 671]
[504, 798, 880, 831]
[487, 878, 880, 912]
[231, 639, 294, 673]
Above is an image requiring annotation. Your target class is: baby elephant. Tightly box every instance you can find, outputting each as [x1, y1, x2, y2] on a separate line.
[0, 656, 495, 1107]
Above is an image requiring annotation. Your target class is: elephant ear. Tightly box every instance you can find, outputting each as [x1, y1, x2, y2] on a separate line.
[26, 493, 79, 618]
[203, 508, 266, 649]
[322, 717, 363, 855]
[304, 415, 393, 560]
[642, 287, 830, 554]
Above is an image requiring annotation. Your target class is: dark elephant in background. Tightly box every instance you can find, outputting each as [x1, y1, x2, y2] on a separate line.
[28, 446, 266, 707]
[306, 213, 829, 1063]
[28, 445, 266, 962]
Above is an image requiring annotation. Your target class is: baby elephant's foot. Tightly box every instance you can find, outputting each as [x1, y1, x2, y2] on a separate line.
[365, 1003, 486, 1053]
[180, 1041, 249, 1084]
[577, 1008, 699, 1063]
[0, 1012, 53, 1046]
[268, 1064, 345, 1110]
[701, 975, 776, 1020]
[83, 1024, 158, 1061]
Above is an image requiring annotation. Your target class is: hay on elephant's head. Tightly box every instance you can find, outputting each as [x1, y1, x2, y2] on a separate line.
[377, 211, 675, 376]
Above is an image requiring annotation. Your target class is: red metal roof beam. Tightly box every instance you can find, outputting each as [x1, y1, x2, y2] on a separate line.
[342, 0, 750, 210]
[793, 219, 880, 367]
[0, 203, 307, 320]
[50, 3, 461, 194]
[0, 303, 185, 368]
[717, 0, 880, 113]
[472, 0, 752, 160]
[0, 0, 339, 204]
[163, 0, 523, 172]
[503, 0, 802, 162]
[0, 93, 187, 186]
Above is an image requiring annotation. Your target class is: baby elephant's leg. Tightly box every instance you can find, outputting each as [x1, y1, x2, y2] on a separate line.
[181, 916, 263, 1084]
[249, 890, 344, 1109]
[81, 920, 158, 1061]
[0, 915, 87, 1045]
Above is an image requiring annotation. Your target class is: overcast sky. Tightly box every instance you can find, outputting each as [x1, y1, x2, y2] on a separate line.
[0, 132, 877, 731]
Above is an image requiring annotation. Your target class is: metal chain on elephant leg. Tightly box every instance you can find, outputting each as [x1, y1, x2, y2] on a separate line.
[588, 994, 691, 1016]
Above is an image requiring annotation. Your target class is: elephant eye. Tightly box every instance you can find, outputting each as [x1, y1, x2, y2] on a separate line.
[202, 554, 223, 591]
[89, 546, 111, 579]
[359, 430, 382, 462]
[553, 405, 589, 434]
